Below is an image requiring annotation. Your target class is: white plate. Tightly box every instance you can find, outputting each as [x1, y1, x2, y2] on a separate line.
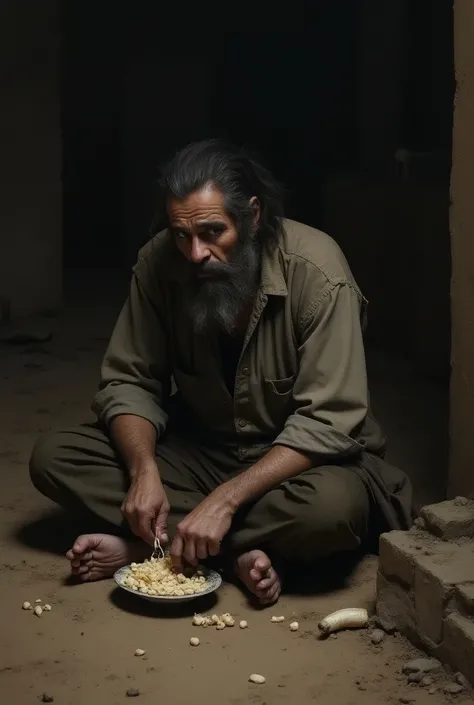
[113, 564, 222, 603]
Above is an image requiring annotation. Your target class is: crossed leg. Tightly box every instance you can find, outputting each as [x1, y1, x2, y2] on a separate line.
[30, 423, 370, 604]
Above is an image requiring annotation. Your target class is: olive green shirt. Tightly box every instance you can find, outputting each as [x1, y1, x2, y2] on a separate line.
[92, 219, 385, 464]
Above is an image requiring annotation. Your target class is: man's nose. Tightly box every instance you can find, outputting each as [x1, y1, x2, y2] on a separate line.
[190, 236, 211, 264]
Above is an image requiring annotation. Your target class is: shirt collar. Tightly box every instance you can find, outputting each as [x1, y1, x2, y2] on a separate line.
[260, 242, 288, 297]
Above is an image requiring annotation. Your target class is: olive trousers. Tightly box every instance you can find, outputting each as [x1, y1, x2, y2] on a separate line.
[29, 422, 371, 563]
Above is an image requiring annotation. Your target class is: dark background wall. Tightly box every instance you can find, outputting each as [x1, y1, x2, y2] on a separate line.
[0, 0, 62, 318]
[62, 1, 360, 268]
[451, 0, 474, 496]
[61, 0, 454, 378]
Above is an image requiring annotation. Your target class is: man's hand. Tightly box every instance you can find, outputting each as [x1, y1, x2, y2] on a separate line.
[121, 463, 170, 546]
[170, 489, 235, 573]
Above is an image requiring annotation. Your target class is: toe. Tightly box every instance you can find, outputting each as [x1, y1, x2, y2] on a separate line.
[250, 568, 263, 582]
[256, 576, 273, 590]
[72, 534, 97, 555]
[235, 550, 280, 601]
[260, 584, 280, 605]
[254, 555, 271, 572]
[83, 565, 101, 582]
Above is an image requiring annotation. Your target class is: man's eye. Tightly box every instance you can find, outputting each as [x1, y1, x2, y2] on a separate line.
[208, 228, 224, 239]
[175, 231, 187, 240]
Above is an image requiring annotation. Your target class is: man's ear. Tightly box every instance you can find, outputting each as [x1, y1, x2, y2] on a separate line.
[249, 196, 260, 227]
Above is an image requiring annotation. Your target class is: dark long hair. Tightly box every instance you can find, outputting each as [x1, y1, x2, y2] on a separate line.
[155, 138, 285, 249]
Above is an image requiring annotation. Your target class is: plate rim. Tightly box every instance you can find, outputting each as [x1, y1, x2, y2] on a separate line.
[113, 563, 222, 602]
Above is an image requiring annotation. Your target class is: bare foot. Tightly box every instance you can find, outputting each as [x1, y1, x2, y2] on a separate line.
[65, 534, 148, 582]
[235, 549, 282, 605]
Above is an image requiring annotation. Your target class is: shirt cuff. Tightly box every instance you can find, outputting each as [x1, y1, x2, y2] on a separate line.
[272, 412, 364, 459]
[92, 383, 168, 437]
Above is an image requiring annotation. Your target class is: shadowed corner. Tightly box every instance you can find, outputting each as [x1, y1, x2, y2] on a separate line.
[282, 547, 371, 597]
[109, 583, 219, 618]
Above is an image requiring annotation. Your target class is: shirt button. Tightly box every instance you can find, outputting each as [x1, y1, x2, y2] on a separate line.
[242, 367, 250, 376]
[238, 419, 248, 428]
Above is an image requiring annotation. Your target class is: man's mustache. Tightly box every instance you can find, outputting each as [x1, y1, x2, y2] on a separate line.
[191, 260, 231, 279]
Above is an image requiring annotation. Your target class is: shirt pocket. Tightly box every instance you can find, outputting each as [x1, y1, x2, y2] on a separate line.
[262, 375, 296, 431]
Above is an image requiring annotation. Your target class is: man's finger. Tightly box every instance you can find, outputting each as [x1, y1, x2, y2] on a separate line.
[208, 538, 221, 557]
[196, 539, 208, 561]
[155, 503, 169, 544]
[170, 535, 184, 573]
[122, 501, 134, 520]
[183, 536, 197, 566]
[137, 512, 155, 545]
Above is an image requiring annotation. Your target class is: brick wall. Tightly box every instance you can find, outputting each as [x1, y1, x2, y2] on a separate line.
[376, 498, 474, 683]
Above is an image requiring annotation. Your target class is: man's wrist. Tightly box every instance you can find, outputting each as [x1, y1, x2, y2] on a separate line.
[214, 480, 243, 514]
[129, 458, 159, 481]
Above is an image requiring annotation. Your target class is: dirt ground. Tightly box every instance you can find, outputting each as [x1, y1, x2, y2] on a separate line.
[0, 275, 462, 705]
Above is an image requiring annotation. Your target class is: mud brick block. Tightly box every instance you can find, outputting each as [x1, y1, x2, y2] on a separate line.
[379, 531, 418, 587]
[415, 566, 445, 644]
[442, 612, 474, 685]
[455, 583, 474, 617]
[415, 544, 474, 644]
[376, 572, 415, 635]
[417, 631, 443, 658]
[421, 499, 474, 540]
[378, 529, 444, 586]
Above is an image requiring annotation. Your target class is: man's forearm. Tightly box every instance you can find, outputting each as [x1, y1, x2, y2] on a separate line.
[110, 415, 157, 479]
[221, 445, 313, 511]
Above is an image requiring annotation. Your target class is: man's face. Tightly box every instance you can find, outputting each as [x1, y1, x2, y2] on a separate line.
[168, 186, 261, 334]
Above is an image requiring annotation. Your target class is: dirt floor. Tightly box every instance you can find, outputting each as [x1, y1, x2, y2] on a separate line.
[0, 273, 462, 705]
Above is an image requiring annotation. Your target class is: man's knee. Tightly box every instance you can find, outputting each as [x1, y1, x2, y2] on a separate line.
[29, 432, 63, 494]
[285, 468, 370, 557]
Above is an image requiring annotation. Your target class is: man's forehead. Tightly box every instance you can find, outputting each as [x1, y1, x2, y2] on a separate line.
[169, 207, 227, 224]
[168, 187, 226, 215]
[169, 210, 231, 232]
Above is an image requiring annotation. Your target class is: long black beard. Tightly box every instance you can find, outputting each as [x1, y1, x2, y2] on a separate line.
[185, 234, 261, 335]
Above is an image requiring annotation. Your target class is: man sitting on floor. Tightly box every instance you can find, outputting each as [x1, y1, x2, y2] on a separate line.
[30, 139, 412, 605]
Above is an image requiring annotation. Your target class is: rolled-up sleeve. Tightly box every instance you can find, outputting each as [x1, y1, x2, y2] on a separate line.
[274, 282, 368, 459]
[91, 271, 171, 436]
